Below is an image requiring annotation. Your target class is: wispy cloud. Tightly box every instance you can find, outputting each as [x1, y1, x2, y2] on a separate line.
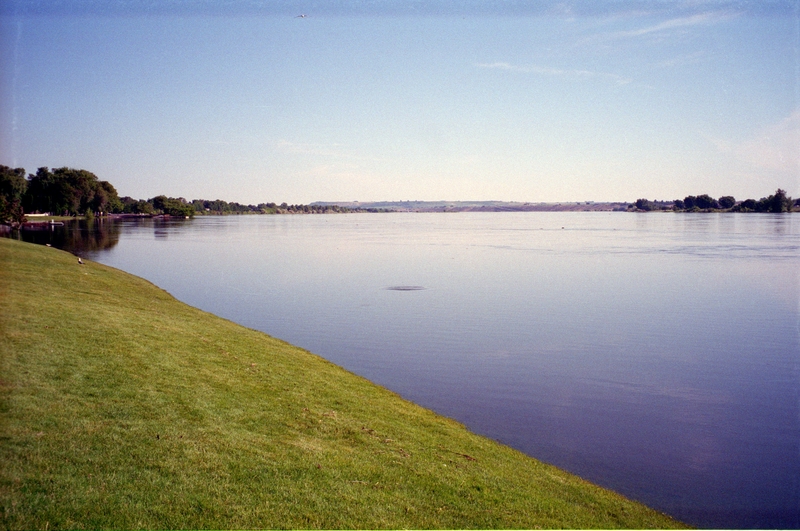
[611, 12, 724, 39]
[576, 10, 735, 50]
[475, 62, 632, 85]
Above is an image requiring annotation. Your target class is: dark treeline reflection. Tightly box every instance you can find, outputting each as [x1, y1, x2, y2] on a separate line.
[12, 219, 121, 255]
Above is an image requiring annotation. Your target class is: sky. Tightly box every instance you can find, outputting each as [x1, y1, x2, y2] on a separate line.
[1, 0, 798, 204]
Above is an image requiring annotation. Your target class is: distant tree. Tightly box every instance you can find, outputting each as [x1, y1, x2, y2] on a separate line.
[167, 201, 194, 218]
[257, 202, 278, 214]
[120, 196, 150, 214]
[736, 199, 757, 212]
[718, 196, 736, 209]
[767, 189, 792, 213]
[633, 189, 793, 213]
[150, 195, 194, 217]
[681, 194, 719, 210]
[693, 194, 718, 209]
[150, 195, 169, 212]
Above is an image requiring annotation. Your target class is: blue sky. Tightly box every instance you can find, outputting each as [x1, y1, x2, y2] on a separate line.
[1, 1, 798, 203]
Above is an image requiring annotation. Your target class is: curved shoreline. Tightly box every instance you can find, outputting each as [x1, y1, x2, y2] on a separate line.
[0, 238, 686, 529]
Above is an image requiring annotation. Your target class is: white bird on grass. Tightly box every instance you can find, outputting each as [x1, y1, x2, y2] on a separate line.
[77, 257, 84, 265]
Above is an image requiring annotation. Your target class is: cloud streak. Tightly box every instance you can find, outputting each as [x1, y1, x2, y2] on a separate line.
[475, 62, 632, 85]
[611, 12, 725, 39]
[574, 10, 735, 51]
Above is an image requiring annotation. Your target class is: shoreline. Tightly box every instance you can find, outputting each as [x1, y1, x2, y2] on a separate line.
[0, 237, 687, 529]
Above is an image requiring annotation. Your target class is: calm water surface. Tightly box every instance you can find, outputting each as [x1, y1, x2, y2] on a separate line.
[18, 213, 800, 528]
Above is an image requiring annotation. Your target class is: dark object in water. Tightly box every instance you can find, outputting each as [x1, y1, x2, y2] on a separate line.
[386, 286, 425, 291]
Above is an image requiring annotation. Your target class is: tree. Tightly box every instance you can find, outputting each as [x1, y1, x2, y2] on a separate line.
[737, 199, 757, 212]
[0, 166, 27, 203]
[693, 194, 718, 209]
[718, 196, 736, 209]
[767, 189, 792, 213]
[93, 180, 123, 213]
[150, 195, 194, 217]
[23, 167, 120, 216]
[0, 165, 27, 226]
[24, 167, 58, 214]
[62, 168, 96, 214]
[121, 196, 156, 214]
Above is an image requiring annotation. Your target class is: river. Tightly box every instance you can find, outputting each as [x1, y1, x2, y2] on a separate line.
[13, 212, 800, 528]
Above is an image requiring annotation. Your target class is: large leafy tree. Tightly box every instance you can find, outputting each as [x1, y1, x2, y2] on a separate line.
[24, 167, 122, 215]
[93, 180, 123, 213]
[0, 165, 28, 226]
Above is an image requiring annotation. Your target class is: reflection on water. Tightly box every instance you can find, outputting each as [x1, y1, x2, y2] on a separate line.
[12, 218, 121, 254]
[8, 213, 800, 529]
[8, 216, 195, 254]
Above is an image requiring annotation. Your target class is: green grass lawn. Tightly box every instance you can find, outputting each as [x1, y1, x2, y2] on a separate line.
[21, 215, 76, 222]
[0, 238, 687, 529]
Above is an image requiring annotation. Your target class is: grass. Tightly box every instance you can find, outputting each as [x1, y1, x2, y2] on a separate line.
[0, 238, 688, 529]
[20, 215, 75, 222]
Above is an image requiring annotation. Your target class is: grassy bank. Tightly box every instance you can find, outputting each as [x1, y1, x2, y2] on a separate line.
[0, 238, 686, 529]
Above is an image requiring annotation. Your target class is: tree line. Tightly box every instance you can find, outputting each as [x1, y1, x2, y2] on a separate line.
[0, 165, 369, 227]
[1, 166, 123, 226]
[633, 189, 796, 213]
[4, 164, 795, 227]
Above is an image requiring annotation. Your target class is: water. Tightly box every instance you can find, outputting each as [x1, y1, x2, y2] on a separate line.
[12, 212, 800, 528]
